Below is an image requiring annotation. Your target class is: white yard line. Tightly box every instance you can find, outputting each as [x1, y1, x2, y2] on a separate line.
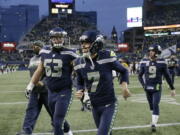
[0, 94, 180, 105]
[1, 83, 180, 93]
[0, 91, 23, 93]
[0, 102, 27, 105]
[32, 122, 180, 134]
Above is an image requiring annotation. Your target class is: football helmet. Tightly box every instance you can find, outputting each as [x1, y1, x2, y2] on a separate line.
[79, 30, 104, 56]
[148, 44, 162, 56]
[49, 27, 67, 49]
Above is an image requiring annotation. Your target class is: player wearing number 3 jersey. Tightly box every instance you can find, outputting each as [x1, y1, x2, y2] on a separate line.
[138, 44, 175, 132]
[74, 30, 131, 135]
[26, 27, 77, 135]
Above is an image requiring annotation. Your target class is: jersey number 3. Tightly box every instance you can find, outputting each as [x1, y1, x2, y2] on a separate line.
[148, 66, 156, 78]
[44, 59, 63, 77]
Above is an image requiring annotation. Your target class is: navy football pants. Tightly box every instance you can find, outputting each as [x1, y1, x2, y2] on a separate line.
[48, 89, 72, 135]
[145, 90, 161, 115]
[169, 70, 175, 85]
[22, 91, 53, 134]
[92, 102, 118, 135]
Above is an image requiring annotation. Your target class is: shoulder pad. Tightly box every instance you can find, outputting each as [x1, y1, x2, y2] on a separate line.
[73, 57, 86, 70]
[157, 58, 167, 64]
[61, 49, 79, 58]
[110, 50, 116, 57]
[97, 50, 117, 64]
[39, 48, 51, 55]
[99, 50, 115, 58]
[140, 58, 149, 64]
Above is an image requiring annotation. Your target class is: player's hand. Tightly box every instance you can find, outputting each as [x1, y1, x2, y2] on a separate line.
[121, 82, 131, 100]
[75, 90, 84, 99]
[36, 81, 44, 87]
[171, 90, 176, 97]
[25, 82, 35, 99]
[25, 89, 32, 99]
[122, 88, 131, 100]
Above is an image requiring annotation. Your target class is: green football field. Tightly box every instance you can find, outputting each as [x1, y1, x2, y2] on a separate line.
[0, 71, 180, 135]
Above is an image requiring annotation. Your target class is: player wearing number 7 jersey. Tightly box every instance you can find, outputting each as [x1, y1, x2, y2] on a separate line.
[26, 27, 78, 135]
[74, 30, 131, 135]
[138, 44, 175, 132]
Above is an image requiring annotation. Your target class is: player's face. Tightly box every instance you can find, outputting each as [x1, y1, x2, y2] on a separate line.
[149, 50, 156, 58]
[51, 36, 64, 46]
[81, 42, 91, 54]
[33, 45, 41, 55]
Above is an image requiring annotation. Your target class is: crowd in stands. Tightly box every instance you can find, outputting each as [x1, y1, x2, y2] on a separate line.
[143, 35, 180, 51]
[144, 4, 180, 26]
[0, 50, 22, 62]
[0, 13, 97, 64]
[22, 14, 96, 45]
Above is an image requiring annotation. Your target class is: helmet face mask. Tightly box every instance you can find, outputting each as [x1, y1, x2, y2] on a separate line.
[49, 27, 67, 49]
[50, 36, 65, 48]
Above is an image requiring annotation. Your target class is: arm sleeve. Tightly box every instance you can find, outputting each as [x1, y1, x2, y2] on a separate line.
[163, 63, 175, 90]
[138, 63, 145, 88]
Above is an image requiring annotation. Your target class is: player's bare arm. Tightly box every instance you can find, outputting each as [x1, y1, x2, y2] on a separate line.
[26, 61, 44, 91]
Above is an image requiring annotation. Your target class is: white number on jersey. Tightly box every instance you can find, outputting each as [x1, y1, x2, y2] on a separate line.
[87, 72, 100, 92]
[44, 59, 63, 77]
[148, 66, 156, 78]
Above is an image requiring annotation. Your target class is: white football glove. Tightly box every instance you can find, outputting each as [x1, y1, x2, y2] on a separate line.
[83, 91, 92, 111]
[25, 82, 35, 99]
[83, 91, 90, 103]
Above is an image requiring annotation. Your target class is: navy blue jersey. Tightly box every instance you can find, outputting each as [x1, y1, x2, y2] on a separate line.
[40, 47, 79, 91]
[74, 50, 129, 106]
[166, 58, 178, 71]
[138, 58, 174, 91]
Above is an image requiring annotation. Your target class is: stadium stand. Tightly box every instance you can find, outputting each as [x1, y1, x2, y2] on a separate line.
[144, 4, 180, 26]
[21, 14, 97, 45]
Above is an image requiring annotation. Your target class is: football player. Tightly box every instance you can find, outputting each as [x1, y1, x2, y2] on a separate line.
[16, 40, 53, 135]
[26, 27, 78, 135]
[138, 45, 176, 132]
[166, 55, 178, 85]
[74, 30, 131, 135]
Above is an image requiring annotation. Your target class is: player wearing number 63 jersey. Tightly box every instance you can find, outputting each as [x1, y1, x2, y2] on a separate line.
[26, 27, 77, 135]
[74, 30, 131, 135]
[138, 44, 175, 132]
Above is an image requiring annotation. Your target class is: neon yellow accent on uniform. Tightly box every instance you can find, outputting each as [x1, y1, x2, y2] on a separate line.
[122, 62, 129, 68]
[110, 51, 116, 56]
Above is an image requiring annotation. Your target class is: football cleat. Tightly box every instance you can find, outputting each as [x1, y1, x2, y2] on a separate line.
[151, 124, 156, 132]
